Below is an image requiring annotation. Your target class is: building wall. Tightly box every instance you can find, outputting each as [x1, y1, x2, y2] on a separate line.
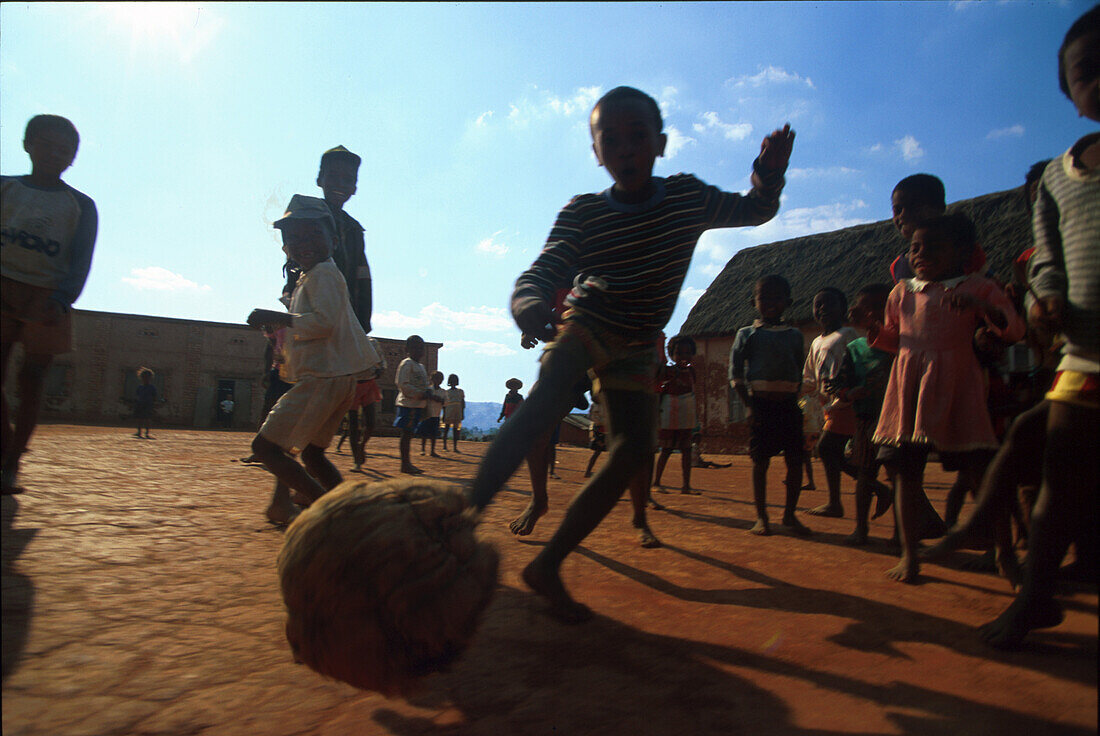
[30, 310, 439, 431]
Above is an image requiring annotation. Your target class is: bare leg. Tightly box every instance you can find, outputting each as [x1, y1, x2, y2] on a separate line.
[781, 452, 811, 536]
[252, 435, 329, 514]
[510, 429, 553, 536]
[348, 408, 365, 469]
[301, 444, 342, 491]
[400, 430, 422, 474]
[809, 431, 847, 517]
[886, 463, 922, 584]
[629, 451, 660, 547]
[2, 352, 52, 491]
[653, 448, 672, 487]
[802, 452, 816, 490]
[751, 458, 771, 535]
[359, 402, 376, 458]
[584, 449, 602, 478]
[846, 468, 875, 545]
[678, 435, 697, 494]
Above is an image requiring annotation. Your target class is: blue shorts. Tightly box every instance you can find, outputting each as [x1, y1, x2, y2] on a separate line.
[393, 406, 423, 432]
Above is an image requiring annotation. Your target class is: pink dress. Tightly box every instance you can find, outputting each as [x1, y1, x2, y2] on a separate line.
[872, 275, 1024, 452]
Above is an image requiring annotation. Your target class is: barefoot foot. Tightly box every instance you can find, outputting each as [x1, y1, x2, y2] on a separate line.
[781, 515, 812, 537]
[807, 503, 844, 518]
[843, 529, 869, 546]
[401, 464, 424, 475]
[978, 597, 1064, 650]
[635, 523, 662, 548]
[522, 559, 593, 624]
[265, 502, 300, 526]
[885, 557, 920, 584]
[648, 497, 666, 511]
[509, 502, 548, 536]
[800, 483, 816, 491]
[750, 518, 771, 536]
[680, 487, 701, 496]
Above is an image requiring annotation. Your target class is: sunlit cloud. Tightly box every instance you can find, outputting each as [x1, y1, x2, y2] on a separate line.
[787, 166, 859, 180]
[440, 340, 518, 357]
[986, 124, 1025, 140]
[657, 86, 680, 116]
[475, 111, 493, 127]
[896, 135, 925, 162]
[664, 126, 695, 159]
[693, 111, 753, 141]
[505, 85, 602, 127]
[727, 66, 815, 89]
[421, 303, 513, 332]
[91, 3, 225, 63]
[679, 286, 706, 306]
[372, 310, 431, 330]
[122, 267, 211, 292]
[475, 232, 509, 257]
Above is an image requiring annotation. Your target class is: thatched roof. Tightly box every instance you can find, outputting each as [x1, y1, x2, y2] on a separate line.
[680, 187, 1031, 338]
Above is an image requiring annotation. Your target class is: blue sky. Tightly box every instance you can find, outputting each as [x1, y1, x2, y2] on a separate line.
[2, 1, 1094, 402]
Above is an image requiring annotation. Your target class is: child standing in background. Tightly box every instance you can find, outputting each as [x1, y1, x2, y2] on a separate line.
[802, 287, 859, 519]
[133, 368, 157, 439]
[872, 213, 1024, 584]
[730, 275, 811, 536]
[442, 373, 465, 452]
[653, 336, 699, 495]
[395, 335, 430, 475]
[498, 378, 524, 422]
[798, 394, 822, 491]
[419, 371, 446, 457]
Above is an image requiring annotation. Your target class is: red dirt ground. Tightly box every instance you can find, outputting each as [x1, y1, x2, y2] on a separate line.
[2, 424, 1096, 735]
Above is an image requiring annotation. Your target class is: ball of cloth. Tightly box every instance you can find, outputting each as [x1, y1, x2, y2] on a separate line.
[278, 478, 499, 695]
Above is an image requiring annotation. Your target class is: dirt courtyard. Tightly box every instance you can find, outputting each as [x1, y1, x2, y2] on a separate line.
[2, 424, 1096, 735]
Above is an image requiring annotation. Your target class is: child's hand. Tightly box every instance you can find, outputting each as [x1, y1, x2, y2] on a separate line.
[1029, 295, 1064, 334]
[512, 298, 557, 341]
[520, 334, 539, 350]
[247, 309, 290, 329]
[759, 124, 795, 172]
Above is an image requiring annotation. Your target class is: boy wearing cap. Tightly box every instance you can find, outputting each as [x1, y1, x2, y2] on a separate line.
[247, 195, 380, 525]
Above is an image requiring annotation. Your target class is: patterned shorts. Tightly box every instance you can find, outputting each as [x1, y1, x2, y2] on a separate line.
[1046, 370, 1099, 410]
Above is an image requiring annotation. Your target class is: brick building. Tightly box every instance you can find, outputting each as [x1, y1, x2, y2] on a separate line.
[11, 309, 440, 431]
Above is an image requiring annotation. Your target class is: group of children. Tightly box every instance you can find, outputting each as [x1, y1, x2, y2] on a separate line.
[2, 8, 1094, 654]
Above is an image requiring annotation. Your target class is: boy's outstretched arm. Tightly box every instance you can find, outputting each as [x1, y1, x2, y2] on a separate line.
[758, 124, 795, 174]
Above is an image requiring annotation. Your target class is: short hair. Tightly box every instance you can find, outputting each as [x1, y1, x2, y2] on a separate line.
[431, 370, 444, 383]
[1058, 5, 1100, 99]
[892, 174, 946, 210]
[913, 212, 978, 259]
[591, 86, 663, 132]
[406, 335, 424, 347]
[856, 283, 893, 301]
[754, 274, 792, 300]
[447, 373, 459, 386]
[815, 287, 848, 312]
[24, 114, 79, 149]
[137, 367, 155, 380]
[668, 335, 697, 357]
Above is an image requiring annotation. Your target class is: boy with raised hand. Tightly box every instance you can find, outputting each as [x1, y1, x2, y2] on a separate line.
[246, 195, 380, 525]
[729, 275, 812, 537]
[2, 115, 98, 494]
[468, 85, 794, 623]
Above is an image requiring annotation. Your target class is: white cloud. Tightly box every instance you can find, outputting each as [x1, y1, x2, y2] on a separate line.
[752, 200, 872, 241]
[679, 287, 706, 306]
[475, 232, 509, 257]
[787, 166, 858, 180]
[421, 303, 513, 332]
[727, 66, 815, 90]
[693, 111, 753, 141]
[657, 86, 680, 116]
[475, 111, 493, 127]
[372, 310, 431, 330]
[122, 266, 211, 292]
[895, 135, 925, 162]
[663, 126, 695, 159]
[986, 124, 1025, 140]
[440, 340, 518, 357]
[701, 262, 725, 277]
[92, 3, 225, 64]
[505, 85, 602, 127]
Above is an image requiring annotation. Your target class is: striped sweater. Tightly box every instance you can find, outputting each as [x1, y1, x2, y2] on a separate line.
[513, 167, 784, 335]
[1029, 133, 1100, 372]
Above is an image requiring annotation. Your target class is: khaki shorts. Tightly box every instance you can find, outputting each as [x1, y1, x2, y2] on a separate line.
[1, 277, 73, 355]
[543, 313, 660, 394]
[259, 374, 356, 452]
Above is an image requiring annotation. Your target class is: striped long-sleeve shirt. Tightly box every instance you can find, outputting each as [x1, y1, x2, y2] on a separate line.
[513, 166, 784, 336]
[1029, 133, 1100, 372]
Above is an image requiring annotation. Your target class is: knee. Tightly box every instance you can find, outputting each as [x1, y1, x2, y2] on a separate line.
[301, 444, 327, 465]
[252, 434, 280, 460]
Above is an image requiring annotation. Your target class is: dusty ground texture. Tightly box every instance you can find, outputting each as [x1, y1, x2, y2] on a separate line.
[2, 424, 1096, 736]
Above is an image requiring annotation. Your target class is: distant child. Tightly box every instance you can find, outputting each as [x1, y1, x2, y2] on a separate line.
[653, 336, 699, 494]
[2, 114, 98, 494]
[970, 7, 1098, 648]
[824, 284, 896, 545]
[133, 368, 157, 439]
[245, 195, 381, 525]
[802, 287, 859, 519]
[418, 371, 446, 457]
[872, 213, 1024, 583]
[729, 275, 811, 536]
[467, 85, 794, 623]
[345, 335, 386, 471]
[395, 335, 431, 475]
[798, 394, 823, 491]
[497, 378, 524, 422]
[442, 374, 465, 452]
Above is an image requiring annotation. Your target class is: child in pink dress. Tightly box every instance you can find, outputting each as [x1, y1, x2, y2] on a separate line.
[872, 213, 1024, 583]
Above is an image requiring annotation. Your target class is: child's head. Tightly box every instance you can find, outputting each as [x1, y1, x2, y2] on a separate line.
[848, 284, 892, 329]
[431, 370, 444, 387]
[1058, 6, 1100, 121]
[274, 195, 337, 271]
[1024, 159, 1052, 213]
[405, 335, 425, 361]
[589, 86, 667, 201]
[667, 335, 696, 365]
[447, 373, 459, 387]
[137, 367, 154, 384]
[907, 213, 977, 283]
[812, 287, 848, 331]
[23, 114, 79, 180]
[891, 174, 946, 241]
[317, 145, 361, 210]
[752, 274, 792, 323]
[505, 378, 523, 392]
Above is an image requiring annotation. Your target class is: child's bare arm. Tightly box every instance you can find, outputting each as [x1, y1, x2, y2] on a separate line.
[758, 124, 795, 173]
